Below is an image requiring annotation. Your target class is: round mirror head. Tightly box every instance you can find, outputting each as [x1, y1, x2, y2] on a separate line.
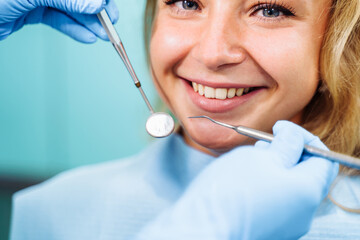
[146, 112, 175, 138]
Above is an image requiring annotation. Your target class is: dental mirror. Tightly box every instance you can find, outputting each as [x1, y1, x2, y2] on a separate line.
[146, 112, 175, 138]
[97, 9, 175, 138]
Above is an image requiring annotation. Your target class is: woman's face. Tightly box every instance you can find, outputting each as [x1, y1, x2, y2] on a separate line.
[150, 0, 331, 154]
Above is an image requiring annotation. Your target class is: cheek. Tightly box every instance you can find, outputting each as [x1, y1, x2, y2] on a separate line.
[246, 27, 321, 102]
[150, 19, 199, 77]
[150, 31, 179, 73]
[150, 17, 203, 114]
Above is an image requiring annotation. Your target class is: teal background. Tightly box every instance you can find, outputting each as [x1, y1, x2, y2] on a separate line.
[0, 0, 155, 238]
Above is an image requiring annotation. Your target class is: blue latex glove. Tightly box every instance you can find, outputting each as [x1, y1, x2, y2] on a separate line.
[136, 121, 339, 240]
[0, 0, 119, 43]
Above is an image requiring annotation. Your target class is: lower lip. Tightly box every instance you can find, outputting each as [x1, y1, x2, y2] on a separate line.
[183, 79, 264, 113]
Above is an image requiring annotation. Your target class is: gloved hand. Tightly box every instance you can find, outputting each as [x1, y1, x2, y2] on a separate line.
[0, 0, 119, 43]
[136, 121, 339, 240]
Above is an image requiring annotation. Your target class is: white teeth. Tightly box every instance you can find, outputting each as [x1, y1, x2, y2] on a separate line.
[236, 88, 244, 97]
[227, 88, 236, 98]
[193, 83, 251, 99]
[215, 88, 227, 100]
[192, 82, 198, 92]
[198, 84, 204, 96]
[204, 86, 215, 98]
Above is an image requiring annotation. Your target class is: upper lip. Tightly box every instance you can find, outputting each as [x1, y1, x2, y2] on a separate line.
[179, 76, 269, 89]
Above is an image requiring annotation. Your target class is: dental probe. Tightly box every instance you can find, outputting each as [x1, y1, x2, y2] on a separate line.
[189, 116, 360, 170]
[97, 9, 174, 138]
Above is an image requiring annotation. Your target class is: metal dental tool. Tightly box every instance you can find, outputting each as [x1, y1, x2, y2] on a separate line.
[189, 115, 360, 170]
[97, 9, 175, 138]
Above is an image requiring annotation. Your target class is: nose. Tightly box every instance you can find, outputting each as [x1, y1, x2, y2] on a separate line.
[192, 15, 247, 71]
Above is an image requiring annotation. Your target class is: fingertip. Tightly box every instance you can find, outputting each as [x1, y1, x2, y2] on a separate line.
[42, 8, 99, 43]
[85, 34, 98, 44]
[104, 0, 120, 24]
[73, 32, 98, 44]
[81, 0, 106, 14]
[273, 120, 322, 147]
[273, 120, 297, 134]
[270, 120, 306, 168]
[97, 29, 110, 41]
[92, 24, 109, 41]
[93, 22, 111, 41]
[111, 8, 119, 24]
[272, 120, 304, 146]
[66, 24, 99, 43]
[67, 12, 109, 41]
[255, 140, 270, 149]
[306, 135, 329, 151]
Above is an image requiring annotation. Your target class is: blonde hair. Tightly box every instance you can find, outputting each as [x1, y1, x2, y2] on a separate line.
[302, 0, 360, 175]
[144, 0, 157, 60]
[144, 0, 360, 175]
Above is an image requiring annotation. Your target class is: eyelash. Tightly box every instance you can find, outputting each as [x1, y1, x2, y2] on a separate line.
[251, 1, 296, 17]
[164, 0, 201, 12]
[163, 0, 296, 20]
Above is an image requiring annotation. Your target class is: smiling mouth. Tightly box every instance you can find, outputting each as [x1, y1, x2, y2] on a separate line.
[191, 82, 260, 100]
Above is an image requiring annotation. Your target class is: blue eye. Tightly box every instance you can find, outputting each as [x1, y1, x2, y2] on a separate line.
[165, 0, 200, 11]
[181, 1, 199, 10]
[252, 3, 295, 19]
[263, 8, 281, 18]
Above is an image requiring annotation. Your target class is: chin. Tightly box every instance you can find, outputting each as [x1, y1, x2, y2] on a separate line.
[181, 119, 256, 154]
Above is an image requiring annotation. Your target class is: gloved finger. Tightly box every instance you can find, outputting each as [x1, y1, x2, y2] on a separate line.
[1, 6, 44, 37]
[254, 140, 270, 149]
[293, 157, 339, 200]
[0, 0, 32, 24]
[33, 0, 105, 14]
[274, 121, 319, 143]
[301, 135, 329, 162]
[0, 22, 15, 40]
[269, 121, 307, 168]
[104, 0, 119, 23]
[69, 0, 119, 41]
[41, 8, 97, 43]
[68, 13, 108, 40]
[292, 137, 339, 198]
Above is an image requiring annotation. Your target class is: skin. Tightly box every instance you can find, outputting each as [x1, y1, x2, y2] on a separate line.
[150, 0, 331, 155]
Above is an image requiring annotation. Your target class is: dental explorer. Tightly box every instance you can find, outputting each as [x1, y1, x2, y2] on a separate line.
[97, 9, 175, 138]
[189, 116, 360, 170]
